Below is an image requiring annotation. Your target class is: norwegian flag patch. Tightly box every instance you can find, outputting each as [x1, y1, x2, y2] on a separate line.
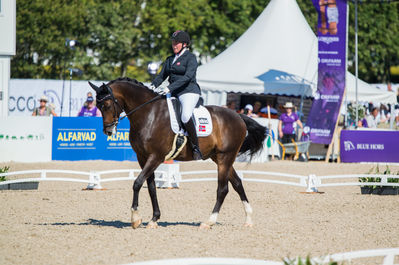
[199, 125, 206, 132]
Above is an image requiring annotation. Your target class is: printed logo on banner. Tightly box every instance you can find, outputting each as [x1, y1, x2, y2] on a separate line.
[344, 141, 355, 151]
[106, 128, 131, 149]
[0, 133, 45, 141]
[56, 129, 97, 149]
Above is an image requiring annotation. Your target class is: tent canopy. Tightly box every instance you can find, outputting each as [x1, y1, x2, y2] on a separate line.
[197, 0, 396, 104]
[257, 69, 313, 97]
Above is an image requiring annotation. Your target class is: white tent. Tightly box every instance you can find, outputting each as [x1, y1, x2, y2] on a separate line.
[197, 0, 397, 105]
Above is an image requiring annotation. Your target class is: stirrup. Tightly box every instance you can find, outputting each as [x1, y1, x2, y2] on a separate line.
[192, 146, 203, 160]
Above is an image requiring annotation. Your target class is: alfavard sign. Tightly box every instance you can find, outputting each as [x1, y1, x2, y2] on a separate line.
[52, 117, 137, 161]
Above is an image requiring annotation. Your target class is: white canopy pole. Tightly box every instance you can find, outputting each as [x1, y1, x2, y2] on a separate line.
[355, 0, 359, 127]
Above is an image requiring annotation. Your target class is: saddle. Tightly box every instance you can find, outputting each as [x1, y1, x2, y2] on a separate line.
[164, 96, 212, 161]
[166, 95, 212, 137]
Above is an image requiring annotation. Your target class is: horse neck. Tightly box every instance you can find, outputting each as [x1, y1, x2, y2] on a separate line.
[113, 82, 156, 112]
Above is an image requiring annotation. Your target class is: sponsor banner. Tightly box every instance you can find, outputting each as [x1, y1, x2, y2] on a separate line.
[306, 0, 347, 144]
[9, 79, 106, 117]
[340, 130, 399, 163]
[0, 117, 52, 162]
[52, 117, 137, 161]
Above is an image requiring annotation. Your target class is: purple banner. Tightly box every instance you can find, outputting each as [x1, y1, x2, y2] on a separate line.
[340, 130, 399, 163]
[305, 0, 347, 144]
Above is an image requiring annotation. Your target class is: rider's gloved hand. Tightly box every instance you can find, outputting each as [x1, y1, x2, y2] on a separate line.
[159, 86, 170, 95]
[149, 84, 157, 92]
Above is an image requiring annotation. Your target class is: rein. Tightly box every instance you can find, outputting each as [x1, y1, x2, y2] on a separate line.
[98, 83, 162, 128]
[119, 94, 162, 121]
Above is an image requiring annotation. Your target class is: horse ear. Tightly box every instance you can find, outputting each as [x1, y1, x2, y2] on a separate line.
[88, 81, 100, 93]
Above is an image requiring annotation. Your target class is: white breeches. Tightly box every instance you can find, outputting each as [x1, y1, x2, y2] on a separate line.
[178, 93, 199, 123]
[327, 6, 339, 23]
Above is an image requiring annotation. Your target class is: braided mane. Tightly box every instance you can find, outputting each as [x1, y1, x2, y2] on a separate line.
[108, 77, 147, 88]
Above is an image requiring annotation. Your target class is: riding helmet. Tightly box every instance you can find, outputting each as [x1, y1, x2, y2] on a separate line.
[170, 30, 191, 45]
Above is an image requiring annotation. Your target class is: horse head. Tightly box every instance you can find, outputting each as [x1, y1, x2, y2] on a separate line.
[88, 81, 124, 136]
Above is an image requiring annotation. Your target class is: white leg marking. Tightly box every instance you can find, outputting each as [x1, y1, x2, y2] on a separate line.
[131, 208, 142, 229]
[242, 201, 253, 226]
[208, 212, 218, 225]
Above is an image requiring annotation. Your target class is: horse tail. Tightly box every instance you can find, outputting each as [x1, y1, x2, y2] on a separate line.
[238, 114, 268, 160]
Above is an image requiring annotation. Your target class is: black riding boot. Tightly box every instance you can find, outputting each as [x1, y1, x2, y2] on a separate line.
[184, 118, 203, 160]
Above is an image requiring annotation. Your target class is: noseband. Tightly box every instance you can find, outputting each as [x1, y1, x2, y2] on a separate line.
[97, 84, 162, 130]
[96, 84, 124, 130]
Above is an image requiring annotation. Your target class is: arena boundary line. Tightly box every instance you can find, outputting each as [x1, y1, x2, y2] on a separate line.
[0, 169, 399, 192]
[124, 248, 399, 265]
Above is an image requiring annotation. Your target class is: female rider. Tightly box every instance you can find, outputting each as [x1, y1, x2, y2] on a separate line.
[150, 30, 203, 160]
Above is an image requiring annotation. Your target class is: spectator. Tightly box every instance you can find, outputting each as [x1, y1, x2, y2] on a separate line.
[226, 101, 237, 112]
[278, 102, 303, 143]
[253, 101, 262, 115]
[366, 107, 386, 128]
[242, 104, 258, 118]
[32, 96, 57, 116]
[77, 96, 101, 117]
[83, 92, 94, 108]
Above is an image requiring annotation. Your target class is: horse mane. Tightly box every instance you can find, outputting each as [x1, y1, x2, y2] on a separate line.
[108, 77, 153, 93]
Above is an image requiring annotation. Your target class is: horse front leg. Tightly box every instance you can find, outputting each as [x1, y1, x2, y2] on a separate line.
[145, 173, 160, 229]
[200, 153, 232, 229]
[131, 155, 162, 229]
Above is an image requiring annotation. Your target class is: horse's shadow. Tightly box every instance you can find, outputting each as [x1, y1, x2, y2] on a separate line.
[40, 219, 201, 228]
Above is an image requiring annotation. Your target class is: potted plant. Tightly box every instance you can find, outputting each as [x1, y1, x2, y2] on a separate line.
[359, 165, 399, 195]
[0, 166, 39, 190]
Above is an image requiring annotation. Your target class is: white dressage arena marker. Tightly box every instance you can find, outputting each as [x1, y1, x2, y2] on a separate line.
[154, 163, 181, 188]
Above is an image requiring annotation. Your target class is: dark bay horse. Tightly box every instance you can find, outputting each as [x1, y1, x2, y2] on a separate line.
[89, 78, 267, 229]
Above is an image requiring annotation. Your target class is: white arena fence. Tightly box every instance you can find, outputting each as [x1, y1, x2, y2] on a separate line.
[124, 248, 399, 265]
[0, 167, 399, 192]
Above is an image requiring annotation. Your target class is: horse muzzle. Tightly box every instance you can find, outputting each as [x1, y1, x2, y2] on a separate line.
[103, 121, 118, 136]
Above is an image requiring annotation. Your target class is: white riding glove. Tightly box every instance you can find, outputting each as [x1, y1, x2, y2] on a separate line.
[149, 84, 157, 92]
[159, 86, 170, 95]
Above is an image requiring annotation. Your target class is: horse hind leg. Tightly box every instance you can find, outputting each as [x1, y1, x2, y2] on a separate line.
[229, 168, 253, 227]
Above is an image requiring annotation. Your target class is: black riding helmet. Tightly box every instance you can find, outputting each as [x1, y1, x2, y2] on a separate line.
[170, 30, 191, 46]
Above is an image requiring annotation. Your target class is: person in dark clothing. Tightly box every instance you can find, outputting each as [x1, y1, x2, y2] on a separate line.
[150, 30, 203, 160]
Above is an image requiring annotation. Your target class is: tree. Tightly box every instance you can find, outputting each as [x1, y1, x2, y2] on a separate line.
[11, 0, 88, 79]
[347, 1, 399, 83]
[11, 0, 399, 83]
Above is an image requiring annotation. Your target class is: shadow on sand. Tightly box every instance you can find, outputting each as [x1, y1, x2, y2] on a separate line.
[39, 219, 201, 228]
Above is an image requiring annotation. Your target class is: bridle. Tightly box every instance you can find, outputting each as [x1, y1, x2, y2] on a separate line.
[96, 83, 162, 130]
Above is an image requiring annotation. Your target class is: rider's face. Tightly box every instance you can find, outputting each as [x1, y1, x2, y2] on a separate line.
[172, 41, 185, 54]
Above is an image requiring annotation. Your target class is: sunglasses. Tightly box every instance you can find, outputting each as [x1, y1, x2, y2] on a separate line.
[40, 100, 47, 102]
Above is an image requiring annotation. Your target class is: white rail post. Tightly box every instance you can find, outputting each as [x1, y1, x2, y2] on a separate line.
[154, 163, 181, 188]
[306, 174, 319, 193]
[41, 171, 46, 179]
[382, 253, 394, 265]
[87, 171, 103, 190]
[128, 170, 135, 180]
[381, 175, 388, 185]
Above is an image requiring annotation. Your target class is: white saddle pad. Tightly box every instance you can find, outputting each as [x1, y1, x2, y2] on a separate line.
[166, 96, 212, 137]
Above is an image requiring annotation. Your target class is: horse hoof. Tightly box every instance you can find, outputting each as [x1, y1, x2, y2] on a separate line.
[199, 222, 211, 230]
[243, 222, 253, 228]
[131, 210, 142, 229]
[146, 221, 158, 229]
[131, 219, 142, 229]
